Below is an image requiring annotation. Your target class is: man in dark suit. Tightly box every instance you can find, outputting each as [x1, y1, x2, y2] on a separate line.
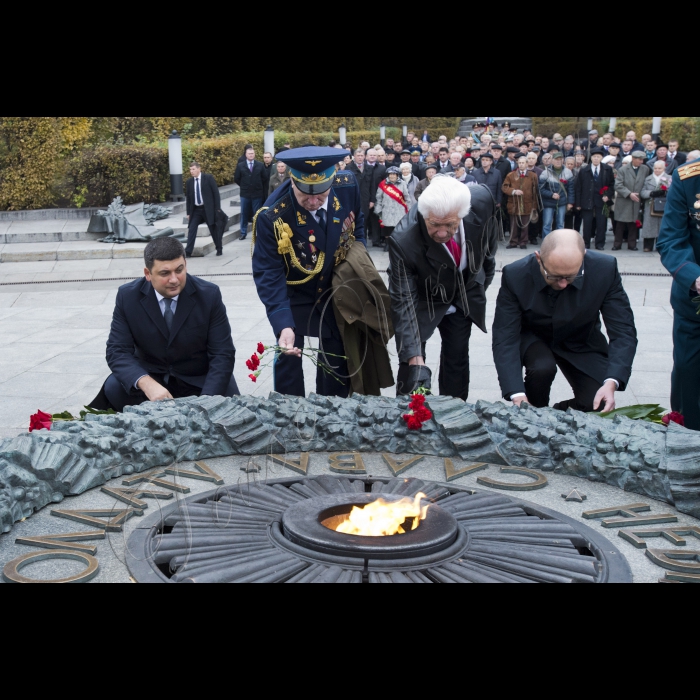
[389, 177, 498, 400]
[234, 146, 267, 241]
[575, 147, 615, 250]
[668, 140, 687, 167]
[346, 149, 373, 231]
[91, 238, 238, 412]
[185, 162, 222, 257]
[493, 230, 637, 413]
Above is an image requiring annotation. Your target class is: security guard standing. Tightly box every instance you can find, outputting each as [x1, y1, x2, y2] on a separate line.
[252, 147, 366, 398]
[657, 157, 700, 430]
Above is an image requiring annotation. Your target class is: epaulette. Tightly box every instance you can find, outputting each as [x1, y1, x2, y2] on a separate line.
[265, 191, 293, 219]
[678, 161, 700, 181]
[332, 172, 357, 188]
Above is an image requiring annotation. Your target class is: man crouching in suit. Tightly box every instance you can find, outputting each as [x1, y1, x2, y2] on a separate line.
[493, 229, 638, 413]
[90, 238, 239, 412]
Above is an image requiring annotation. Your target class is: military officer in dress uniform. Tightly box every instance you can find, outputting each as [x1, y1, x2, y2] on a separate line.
[252, 147, 366, 398]
[657, 157, 700, 431]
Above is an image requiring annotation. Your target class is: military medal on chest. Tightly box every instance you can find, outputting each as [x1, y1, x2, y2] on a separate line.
[694, 195, 700, 229]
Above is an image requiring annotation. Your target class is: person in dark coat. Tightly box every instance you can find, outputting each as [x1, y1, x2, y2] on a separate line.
[493, 230, 638, 413]
[471, 153, 503, 202]
[575, 147, 615, 250]
[90, 238, 238, 413]
[657, 157, 700, 430]
[346, 149, 374, 230]
[388, 176, 498, 400]
[234, 146, 267, 241]
[185, 162, 222, 257]
[492, 144, 512, 184]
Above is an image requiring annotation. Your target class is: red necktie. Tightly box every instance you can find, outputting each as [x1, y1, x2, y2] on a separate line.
[446, 239, 461, 267]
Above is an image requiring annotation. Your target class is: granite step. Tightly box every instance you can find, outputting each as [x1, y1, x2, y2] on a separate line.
[0, 211, 242, 262]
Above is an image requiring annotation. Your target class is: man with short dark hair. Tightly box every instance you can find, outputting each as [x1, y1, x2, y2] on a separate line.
[234, 147, 266, 241]
[437, 147, 451, 172]
[186, 162, 223, 257]
[262, 152, 275, 194]
[668, 140, 687, 167]
[90, 238, 238, 412]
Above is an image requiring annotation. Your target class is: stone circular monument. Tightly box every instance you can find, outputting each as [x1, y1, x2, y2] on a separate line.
[126, 475, 632, 584]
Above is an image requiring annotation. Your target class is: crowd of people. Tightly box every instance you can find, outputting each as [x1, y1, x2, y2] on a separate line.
[230, 126, 699, 257]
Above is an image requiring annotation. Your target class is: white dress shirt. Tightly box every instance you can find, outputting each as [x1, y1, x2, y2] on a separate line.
[135, 290, 180, 389]
[309, 198, 330, 225]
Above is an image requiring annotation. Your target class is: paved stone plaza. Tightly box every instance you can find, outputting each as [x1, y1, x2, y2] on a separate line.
[1, 229, 695, 585]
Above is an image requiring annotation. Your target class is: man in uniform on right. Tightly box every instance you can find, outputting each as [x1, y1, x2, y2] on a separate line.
[657, 156, 700, 430]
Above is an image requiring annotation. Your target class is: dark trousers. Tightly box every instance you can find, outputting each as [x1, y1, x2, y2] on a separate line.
[397, 313, 473, 401]
[523, 340, 603, 412]
[615, 221, 639, 249]
[369, 211, 382, 245]
[240, 197, 263, 239]
[644, 238, 657, 252]
[274, 333, 349, 398]
[509, 216, 530, 246]
[381, 226, 395, 243]
[96, 373, 240, 413]
[672, 313, 700, 431]
[565, 208, 584, 235]
[582, 207, 607, 249]
[187, 206, 217, 256]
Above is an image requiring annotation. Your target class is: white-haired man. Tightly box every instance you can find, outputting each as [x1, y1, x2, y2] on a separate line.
[388, 176, 498, 399]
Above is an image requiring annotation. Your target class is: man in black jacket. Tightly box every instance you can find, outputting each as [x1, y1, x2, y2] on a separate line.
[234, 147, 267, 241]
[185, 162, 222, 257]
[91, 238, 239, 412]
[347, 149, 374, 231]
[389, 176, 498, 400]
[493, 230, 637, 413]
[575, 147, 615, 250]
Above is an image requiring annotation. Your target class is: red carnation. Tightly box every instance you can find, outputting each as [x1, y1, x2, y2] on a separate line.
[663, 412, 685, 427]
[599, 186, 609, 195]
[661, 185, 669, 192]
[29, 410, 53, 433]
[635, 220, 643, 229]
[410, 394, 426, 408]
[560, 179, 569, 185]
[257, 343, 266, 355]
[414, 407, 433, 423]
[249, 354, 260, 370]
[404, 415, 424, 431]
[246, 359, 255, 371]
[249, 374, 258, 384]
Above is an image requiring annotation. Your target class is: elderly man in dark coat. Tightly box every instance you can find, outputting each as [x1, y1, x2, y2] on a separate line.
[388, 175, 498, 400]
[614, 151, 651, 251]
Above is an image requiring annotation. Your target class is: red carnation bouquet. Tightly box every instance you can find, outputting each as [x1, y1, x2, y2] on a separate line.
[635, 220, 643, 229]
[247, 342, 347, 385]
[600, 186, 611, 216]
[403, 390, 433, 431]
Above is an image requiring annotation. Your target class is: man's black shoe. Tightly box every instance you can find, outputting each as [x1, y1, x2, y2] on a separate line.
[596, 246, 605, 251]
[216, 251, 223, 256]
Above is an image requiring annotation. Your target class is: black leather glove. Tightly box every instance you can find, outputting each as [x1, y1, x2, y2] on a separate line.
[402, 365, 433, 395]
[649, 190, 665, 198]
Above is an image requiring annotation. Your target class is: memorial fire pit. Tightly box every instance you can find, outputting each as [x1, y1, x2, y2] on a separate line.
[127, 475, 632, 584]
